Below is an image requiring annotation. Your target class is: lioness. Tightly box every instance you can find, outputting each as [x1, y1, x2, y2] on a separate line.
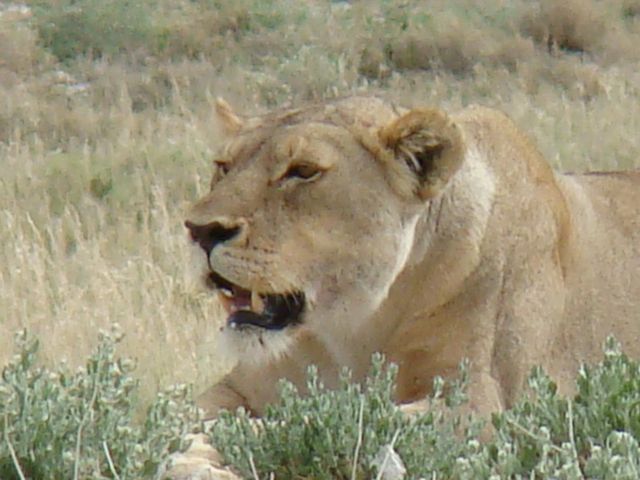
[174, 95, 639, 475]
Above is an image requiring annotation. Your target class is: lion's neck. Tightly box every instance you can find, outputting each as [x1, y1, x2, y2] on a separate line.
[311, 149, 498, 381]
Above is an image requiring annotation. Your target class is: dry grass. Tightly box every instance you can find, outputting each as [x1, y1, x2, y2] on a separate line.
[1, 0, 639, 406]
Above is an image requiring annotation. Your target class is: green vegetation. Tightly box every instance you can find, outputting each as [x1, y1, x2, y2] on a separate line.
[1, 0, 640, 478]
[0, 329, 201, 479]
[29, 0, 154, 62]
[210, 339, 640, 479]
[211, 356, 477, 479]
[2, 334, 640, 479]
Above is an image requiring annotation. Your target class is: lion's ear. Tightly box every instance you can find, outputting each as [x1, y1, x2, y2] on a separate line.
[379, 108, 465, 199]
[215, 97, 244, 134]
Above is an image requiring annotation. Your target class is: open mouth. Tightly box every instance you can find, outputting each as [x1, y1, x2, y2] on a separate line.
[207, 271, 305, 331]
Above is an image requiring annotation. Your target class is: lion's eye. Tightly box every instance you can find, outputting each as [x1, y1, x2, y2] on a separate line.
[283, 163, 322, 181]
[215, 161, 230, 176]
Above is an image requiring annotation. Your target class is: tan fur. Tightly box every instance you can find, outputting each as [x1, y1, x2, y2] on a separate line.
[186, 96, 640, 420]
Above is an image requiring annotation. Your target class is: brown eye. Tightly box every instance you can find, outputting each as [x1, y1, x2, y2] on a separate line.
[284, 163, 322, 181]
[215, 161, 230, 176]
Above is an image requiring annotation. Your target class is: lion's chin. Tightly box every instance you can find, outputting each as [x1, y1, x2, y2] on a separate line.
[215, 323, 298, 365]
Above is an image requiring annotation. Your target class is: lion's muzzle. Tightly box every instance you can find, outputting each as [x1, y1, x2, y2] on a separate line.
[186, 217, 306, 331]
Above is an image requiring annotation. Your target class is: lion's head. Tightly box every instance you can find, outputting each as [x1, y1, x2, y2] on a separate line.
[185, 96, 466, 361]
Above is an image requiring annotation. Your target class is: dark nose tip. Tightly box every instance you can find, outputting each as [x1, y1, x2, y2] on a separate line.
[185, 220, 241, 256]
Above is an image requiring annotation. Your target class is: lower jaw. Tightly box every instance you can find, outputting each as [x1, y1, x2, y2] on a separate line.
[226, 310, 294, 331]
[214, 289, 305, 331]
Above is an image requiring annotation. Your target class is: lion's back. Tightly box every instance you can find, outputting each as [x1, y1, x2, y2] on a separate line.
[571, 170, 640, 237]
[556, 170, 640, 360]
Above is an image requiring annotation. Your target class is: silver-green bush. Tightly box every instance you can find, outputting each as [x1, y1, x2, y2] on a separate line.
[210, 356, 477, 479]
[2, 332, 639, 479]
[0, 329, 201, 480]
[210, 338, 640, 479]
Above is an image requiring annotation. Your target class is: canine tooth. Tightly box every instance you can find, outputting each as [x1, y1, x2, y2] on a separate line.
[221, 288, 233, 298]
[251, 290, 264, 312]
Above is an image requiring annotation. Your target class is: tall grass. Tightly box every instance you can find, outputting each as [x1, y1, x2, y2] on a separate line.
[1, 0, 640, 410]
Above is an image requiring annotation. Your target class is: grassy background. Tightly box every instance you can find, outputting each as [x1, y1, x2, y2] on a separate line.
[1, 0, 640, 407]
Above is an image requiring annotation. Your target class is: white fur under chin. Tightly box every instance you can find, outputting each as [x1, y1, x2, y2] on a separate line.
[215, 325, 297, 366]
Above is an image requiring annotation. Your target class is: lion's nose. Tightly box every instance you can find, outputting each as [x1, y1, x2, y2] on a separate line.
[185, 219, 244, 256]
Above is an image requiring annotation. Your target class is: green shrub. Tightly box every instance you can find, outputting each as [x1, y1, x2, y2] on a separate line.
[0, 329, 201, 480]
[2, 330, 639, 479]
[30, 0, 154, 61]
[488, 337, 640, 479]
[210, 356, 480, 479]
[211, 338, 640, 479]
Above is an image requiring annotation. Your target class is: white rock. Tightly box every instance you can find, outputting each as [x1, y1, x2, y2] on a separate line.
[371, 444, 406, 480]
